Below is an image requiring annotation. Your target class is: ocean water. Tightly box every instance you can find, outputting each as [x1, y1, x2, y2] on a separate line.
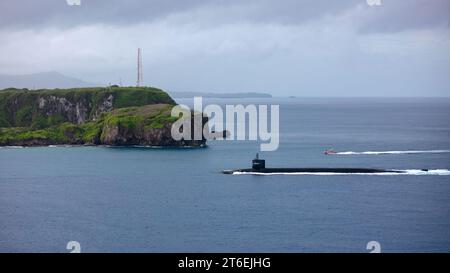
[0, 97, 449, 253]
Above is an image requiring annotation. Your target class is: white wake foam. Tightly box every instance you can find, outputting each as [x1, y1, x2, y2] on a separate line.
[335, 150, 450, 155]
[232, 169, 450, 176]
[0, 146, 25, 149]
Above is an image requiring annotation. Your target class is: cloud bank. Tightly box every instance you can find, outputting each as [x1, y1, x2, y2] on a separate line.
[0, 0, 449, 96]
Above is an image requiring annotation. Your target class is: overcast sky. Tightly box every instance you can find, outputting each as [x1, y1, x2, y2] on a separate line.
[0, 0, 449, 96]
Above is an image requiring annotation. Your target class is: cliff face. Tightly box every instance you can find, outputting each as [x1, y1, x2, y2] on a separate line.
[0, 87, 206, 147]
[99, 104, 207, 147]
[0, 87, 175, 128]
[36, 93, 113, 125]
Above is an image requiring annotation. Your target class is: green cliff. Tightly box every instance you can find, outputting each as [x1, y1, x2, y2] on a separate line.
[0, 87, 206, 147]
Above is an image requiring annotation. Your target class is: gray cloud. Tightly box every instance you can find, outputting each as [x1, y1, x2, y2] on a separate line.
[0, 0, 208, 29]
[1, 0, 448, 34]
[358, 0, 450, 33]
[0, 0, 362, 29]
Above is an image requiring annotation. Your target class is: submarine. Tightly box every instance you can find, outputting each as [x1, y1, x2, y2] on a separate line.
[222, 154, 406, 174]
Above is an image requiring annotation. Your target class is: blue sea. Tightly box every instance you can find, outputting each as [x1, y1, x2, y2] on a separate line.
[1, 98, 449, 253]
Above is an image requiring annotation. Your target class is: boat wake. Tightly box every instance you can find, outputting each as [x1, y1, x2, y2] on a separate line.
[335, 150, 450, 155]
[232, 169, 450, 176]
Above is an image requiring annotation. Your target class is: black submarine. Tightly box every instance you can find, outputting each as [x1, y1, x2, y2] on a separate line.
[222, 154, 407, 174]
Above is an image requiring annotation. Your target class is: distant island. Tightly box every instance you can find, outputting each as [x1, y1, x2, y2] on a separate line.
[168, 91, 272, 98]
[0, 87, 206, 147]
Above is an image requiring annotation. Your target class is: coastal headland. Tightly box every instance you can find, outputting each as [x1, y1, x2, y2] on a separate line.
[0, 86, 206, 147]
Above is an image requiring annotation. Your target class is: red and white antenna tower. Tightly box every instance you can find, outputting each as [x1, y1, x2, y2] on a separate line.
[136, 48, 143, 87]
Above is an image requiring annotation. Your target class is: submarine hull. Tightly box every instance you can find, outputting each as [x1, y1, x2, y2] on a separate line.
[222, 168, 404, 174]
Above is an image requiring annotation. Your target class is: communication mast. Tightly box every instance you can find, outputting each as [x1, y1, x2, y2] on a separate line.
[136, 48, 143, 87]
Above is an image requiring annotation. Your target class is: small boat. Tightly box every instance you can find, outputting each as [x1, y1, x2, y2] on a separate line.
[324, 149, 337, 155]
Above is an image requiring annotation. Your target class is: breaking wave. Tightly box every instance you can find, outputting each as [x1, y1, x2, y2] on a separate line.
[232, 169, 450, 176]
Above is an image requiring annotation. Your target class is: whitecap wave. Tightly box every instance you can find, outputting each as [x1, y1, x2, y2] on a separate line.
[232, 169, 450, 176]
[335, 150, 450, 155]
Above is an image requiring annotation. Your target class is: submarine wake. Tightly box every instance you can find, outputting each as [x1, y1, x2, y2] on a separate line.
[334, 150, 450, 155]
[232, 169, 450, 176]
[223, 154, 450, 176]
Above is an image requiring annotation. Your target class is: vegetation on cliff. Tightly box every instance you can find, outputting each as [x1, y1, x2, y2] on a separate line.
[0, 87, 205, 147]
[0, 86, 175, 128]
